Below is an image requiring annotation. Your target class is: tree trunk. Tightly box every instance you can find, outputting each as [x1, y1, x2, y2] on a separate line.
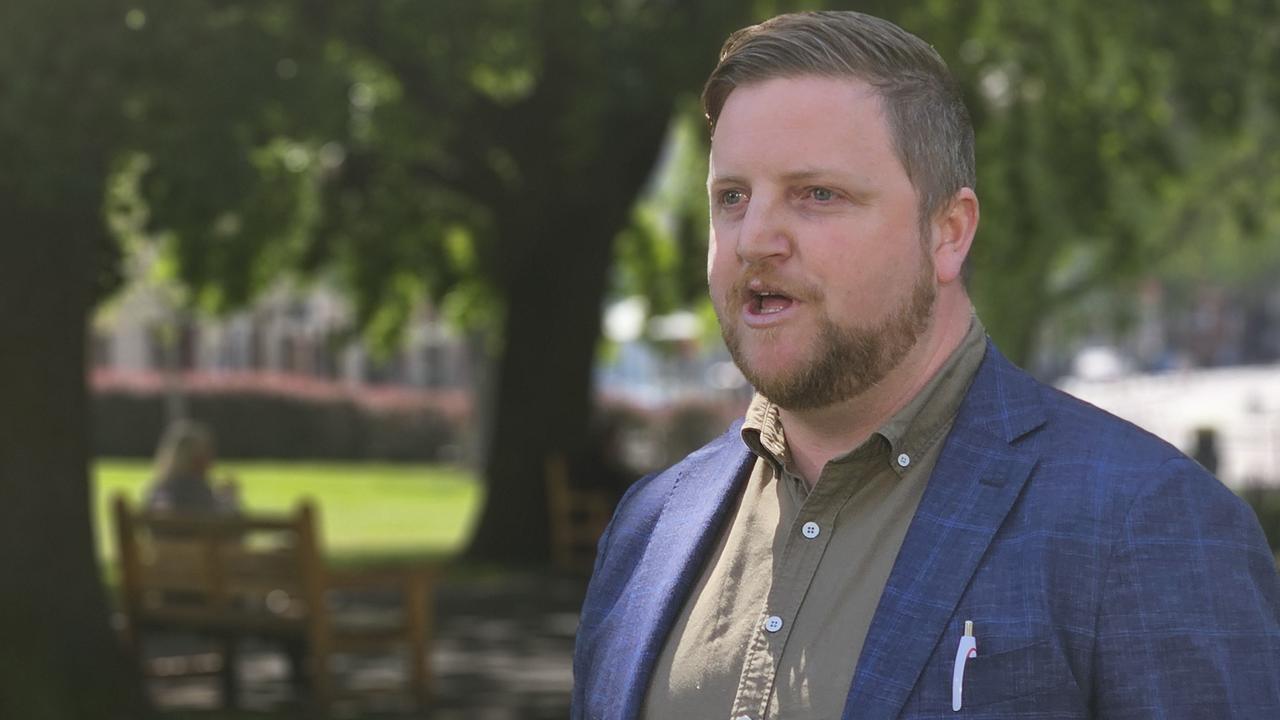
[464, 207, 618, 564]
[457, 0, 756, 565]
[0, 214, 146, 719]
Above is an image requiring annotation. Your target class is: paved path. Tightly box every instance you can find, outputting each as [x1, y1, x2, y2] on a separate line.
[146, 571, 587, 718]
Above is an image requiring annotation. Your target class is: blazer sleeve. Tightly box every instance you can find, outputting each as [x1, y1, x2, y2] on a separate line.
[1091, 456, 1280, 718]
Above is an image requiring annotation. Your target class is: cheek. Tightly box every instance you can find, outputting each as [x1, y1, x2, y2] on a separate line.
[823, 262, 891, 316]
[706, 232, 735, 289]
[840, 252, 926, 314]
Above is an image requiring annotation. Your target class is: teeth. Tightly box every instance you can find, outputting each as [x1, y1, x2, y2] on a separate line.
[752, 291, 791, 315]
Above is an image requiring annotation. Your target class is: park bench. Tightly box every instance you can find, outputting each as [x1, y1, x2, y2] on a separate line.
[545, 454, 613, 572]
[112, 496, 437, 717]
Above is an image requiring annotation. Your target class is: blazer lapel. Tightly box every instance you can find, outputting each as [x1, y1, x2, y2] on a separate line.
[843, 343, 1046, 720]
[609, 437, 755, 719]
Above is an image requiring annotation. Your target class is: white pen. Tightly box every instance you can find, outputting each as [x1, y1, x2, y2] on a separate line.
[952, 620, 977, 712]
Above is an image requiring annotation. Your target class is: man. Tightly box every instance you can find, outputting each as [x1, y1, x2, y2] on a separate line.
[573, 11, 1280, 720]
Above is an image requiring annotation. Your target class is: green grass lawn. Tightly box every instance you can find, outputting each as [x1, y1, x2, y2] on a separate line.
[95, 459, 482, 569]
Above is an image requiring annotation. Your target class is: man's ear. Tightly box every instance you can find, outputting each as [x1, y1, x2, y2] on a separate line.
[932, 188, 979, 284]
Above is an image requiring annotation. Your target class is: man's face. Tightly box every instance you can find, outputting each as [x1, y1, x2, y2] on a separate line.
[707, 75, 937, 411]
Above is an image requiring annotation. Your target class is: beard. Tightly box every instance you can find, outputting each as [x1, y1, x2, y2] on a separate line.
[717, 255, 936, 411]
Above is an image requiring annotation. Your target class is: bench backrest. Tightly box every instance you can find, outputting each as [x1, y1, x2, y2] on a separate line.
[545, 454, 613, 572]
[113, 496, 326, 635]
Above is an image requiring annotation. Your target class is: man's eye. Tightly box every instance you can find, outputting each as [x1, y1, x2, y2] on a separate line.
[808, 187, 835, 202]
[721, 189, 746, 206]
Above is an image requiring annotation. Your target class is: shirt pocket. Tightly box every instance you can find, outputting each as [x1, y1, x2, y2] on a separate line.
[960, 640, 1080, 710]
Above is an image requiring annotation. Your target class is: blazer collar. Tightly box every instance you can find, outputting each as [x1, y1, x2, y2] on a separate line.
[843, 341, 1047, 720]
[965, 341, 1048, 444]
[611, 431, 755, 719]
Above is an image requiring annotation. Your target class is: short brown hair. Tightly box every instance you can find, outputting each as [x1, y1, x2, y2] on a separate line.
[702, 11, 975, 222]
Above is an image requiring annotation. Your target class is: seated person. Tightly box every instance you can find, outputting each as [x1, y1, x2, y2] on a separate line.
[144, 419, 239, 515]
[142, 420, 308, 692]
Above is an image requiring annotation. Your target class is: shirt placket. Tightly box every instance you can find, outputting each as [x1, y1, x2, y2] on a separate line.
[727, 462, 868, 720]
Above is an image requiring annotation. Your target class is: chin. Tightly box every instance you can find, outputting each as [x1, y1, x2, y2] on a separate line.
[721, 319, 814, 391]
[739, 349, 808, 390]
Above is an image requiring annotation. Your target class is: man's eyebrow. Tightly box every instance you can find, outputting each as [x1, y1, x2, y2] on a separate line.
[779, 168, 846, 183]
[707, 173, 747, 188]
[708, 168, 852, 185]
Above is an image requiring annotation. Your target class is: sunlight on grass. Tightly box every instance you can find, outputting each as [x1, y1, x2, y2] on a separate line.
[95, 460, 482, 567]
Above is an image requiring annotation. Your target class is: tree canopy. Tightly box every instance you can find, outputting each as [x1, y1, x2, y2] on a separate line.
[622, 1, 1280, 365]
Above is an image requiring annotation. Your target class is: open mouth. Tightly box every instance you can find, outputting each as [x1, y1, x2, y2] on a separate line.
[751, 291, 795, 315]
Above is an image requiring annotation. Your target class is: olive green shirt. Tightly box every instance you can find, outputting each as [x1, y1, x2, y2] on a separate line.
[641, 317, 987, 720]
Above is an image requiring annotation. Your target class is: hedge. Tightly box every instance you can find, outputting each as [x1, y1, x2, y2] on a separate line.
[91, 370, 469, 461]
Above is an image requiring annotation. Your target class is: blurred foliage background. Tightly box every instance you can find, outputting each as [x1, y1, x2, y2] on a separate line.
[2, 0, 1279, 717]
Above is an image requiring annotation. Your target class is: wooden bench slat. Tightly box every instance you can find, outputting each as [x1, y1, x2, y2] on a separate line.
[112, 495, 437, 716]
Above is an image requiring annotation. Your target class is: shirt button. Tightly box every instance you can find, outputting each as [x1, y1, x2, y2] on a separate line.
[897, 452, 911, 468]
[801, 521, 820, 539]
[764, 615, 784, 633]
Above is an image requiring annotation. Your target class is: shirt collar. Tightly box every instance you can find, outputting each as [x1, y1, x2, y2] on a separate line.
[874, 314, 987, 477]
[740, 314, 988, 479]
[742, 394, 788, 476]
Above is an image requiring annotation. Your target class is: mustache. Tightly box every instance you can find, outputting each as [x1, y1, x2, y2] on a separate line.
[725, 269, 823, 305]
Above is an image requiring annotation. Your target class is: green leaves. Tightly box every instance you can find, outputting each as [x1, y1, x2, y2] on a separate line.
[12, 0, 1275, 368]
[888, 0, 1280, 362]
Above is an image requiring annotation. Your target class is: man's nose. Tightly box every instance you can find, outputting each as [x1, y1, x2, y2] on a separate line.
[736, 197, 792, 265]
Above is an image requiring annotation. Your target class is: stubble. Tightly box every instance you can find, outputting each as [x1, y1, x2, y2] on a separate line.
[718, 256, 936, 411]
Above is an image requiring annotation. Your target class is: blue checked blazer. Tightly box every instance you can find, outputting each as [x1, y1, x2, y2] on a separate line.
[573, 342, 1280, 719]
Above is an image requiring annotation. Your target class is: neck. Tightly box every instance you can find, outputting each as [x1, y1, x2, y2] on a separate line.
[779, 295, 973, 488]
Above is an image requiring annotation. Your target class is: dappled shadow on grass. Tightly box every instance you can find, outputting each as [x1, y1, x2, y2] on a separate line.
[147, 568, 587, 719]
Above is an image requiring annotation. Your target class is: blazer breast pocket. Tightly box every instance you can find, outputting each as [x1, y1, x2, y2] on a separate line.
[960, 640, 1082, 711]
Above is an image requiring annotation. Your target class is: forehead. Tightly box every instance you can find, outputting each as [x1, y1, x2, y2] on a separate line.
[709, 75, 899, 178]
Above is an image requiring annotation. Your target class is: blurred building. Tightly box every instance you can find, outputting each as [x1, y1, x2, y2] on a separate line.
[596, 297, 749, 409]
[1050, 278, 1280, 489]
[1037, 279, 1280, 381]
[90, 279, 746, 406]
[1060, 365, 1280, 488]
[91, 278, 473, 391]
